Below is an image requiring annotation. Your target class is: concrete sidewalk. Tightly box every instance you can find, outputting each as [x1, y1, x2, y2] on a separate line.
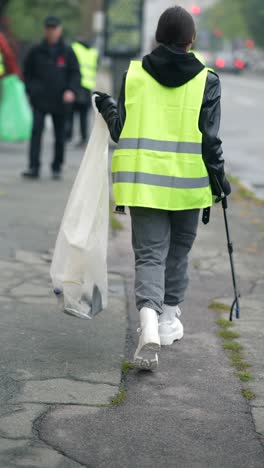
[0, 140, 127, 467]
[0, 136, 263, 467]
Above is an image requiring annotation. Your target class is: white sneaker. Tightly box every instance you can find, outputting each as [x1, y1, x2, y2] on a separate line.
[159, 304, 184, 346]
[134, 307, 161, 370]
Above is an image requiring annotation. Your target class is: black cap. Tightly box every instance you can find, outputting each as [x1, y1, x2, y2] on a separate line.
[44, 16, 61, 28]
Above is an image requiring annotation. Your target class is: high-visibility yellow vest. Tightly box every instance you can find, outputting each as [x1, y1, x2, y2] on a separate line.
[190, 50, 206, 65]
[0, 51, 6, 76]
[71, 43, 98, 90]
[112, 61, 213, 210]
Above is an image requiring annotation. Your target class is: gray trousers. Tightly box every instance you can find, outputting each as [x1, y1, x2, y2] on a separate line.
[130, 208, 200, 314]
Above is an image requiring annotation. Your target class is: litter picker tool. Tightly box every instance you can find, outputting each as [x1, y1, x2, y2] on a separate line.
[221, 196, 240, 321]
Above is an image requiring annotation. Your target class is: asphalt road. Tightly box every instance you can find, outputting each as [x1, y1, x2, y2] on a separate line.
[220, 72, 264, 198]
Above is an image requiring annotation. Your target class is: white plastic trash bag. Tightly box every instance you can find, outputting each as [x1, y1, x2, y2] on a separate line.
[50, 110, 109, 319]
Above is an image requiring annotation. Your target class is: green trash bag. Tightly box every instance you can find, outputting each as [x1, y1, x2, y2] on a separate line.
[0, 75, 32, 142]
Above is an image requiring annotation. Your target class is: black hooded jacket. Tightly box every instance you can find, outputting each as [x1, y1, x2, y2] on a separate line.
[99, 45, 230, 197]
[24, 39, 80, 114]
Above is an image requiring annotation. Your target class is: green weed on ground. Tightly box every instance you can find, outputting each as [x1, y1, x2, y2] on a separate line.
[217, 329, 241, 340]
[228, 174, 264, 206]
[110, 361, 135, 406]
[111, 387, 128, 406]
[223, 341, 243, 352]
[122, 361, 135, 376]
[235, 371, 254, 382]
[229, 352, 252, 370]
[216, 318, 234, 328]
[241, 388, 256, 401]
[209, 301, 230, 313]
[213, 300, 255, 402]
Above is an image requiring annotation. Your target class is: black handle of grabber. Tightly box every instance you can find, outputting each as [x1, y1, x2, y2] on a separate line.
[114, 206, 127, 215]
[202, 207, 211, 225]
[221, 197, 240, 321]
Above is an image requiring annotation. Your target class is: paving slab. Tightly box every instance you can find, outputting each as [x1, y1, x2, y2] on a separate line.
[0, 140, 127, 465]
[252, 408, 264, 436]
[0, 404, 46, 439]
[11, 284, 51, 297]
[12, 379, 117, 405]
[0, 279, 126, 391]
[0, 439, 85, 468]
[15, 250, 46, 265]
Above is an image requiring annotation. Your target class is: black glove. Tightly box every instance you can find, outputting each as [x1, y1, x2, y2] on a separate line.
[211, 173, 231, 200]
[221, 177, 231, 197]
[93, 91, 111, 113]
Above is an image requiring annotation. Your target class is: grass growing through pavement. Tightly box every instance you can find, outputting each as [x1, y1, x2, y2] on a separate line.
[209, 301, 230, 313]
[217, 329, 241, 340]
[122, 361, 135, 376]
[228, 174, 264, 205]
[110, 361, 135, 406]
[235, 371, 254, 382]
[216, 318, 234, 328]
[229, 353, 252, 370]
[111, 387, 128, 406]
[241, 388, 256, 401]
[211, 300, 256, 401]
[223, 341, 243, 352]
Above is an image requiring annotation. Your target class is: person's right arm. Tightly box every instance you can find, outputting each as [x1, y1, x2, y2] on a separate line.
[94, 73, 127, 142]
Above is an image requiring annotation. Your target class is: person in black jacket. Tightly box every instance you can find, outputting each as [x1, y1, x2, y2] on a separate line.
[22, 16, 80, 179]
[95, 6, 231, 370]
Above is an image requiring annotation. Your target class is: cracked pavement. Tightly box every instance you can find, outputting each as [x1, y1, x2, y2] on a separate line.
[0, 138, 126, 467]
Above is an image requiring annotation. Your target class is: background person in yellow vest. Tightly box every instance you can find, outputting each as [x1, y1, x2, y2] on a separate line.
[67, 38, 98, 147]
[94, 6, 231, 370]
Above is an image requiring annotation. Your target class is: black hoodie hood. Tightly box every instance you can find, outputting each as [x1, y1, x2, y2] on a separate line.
[142, 45, 205, 88]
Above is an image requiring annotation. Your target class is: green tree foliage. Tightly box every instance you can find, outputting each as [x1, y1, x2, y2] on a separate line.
[201, 0, 248, 41]
[6, 0, 82, 41]
[239, 0, 264, 48]
[202, 0, 264, 48]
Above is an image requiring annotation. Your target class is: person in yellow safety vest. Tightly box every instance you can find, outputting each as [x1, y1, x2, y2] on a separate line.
[94, 6, 231, 370]
[67, 39, 98, 147]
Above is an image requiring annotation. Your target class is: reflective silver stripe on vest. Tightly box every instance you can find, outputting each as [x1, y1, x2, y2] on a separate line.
[113, 172, 209, 189]
[117, 138, 201, 154]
